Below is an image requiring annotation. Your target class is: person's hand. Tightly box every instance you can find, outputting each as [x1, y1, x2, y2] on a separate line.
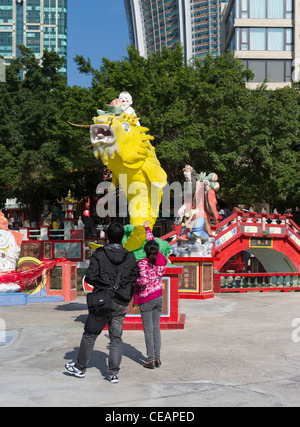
[143, 220, 150, 228]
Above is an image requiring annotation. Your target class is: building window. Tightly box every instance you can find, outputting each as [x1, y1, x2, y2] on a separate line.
[285, 27, 293, 50]
[243, 59, 292, 82]
[236, 28, 293, 51]
[285, 0, 293, 18]
[250, 28, 266, 50]
[236, 0, 293, 19]
[241, 27, 249, 50]
[0, 1, 13, 23]
[0, 31, 12, 56]
[26, 31, 40, 55]
[268, 28, 284, 50]
[250, 0, 266, 18]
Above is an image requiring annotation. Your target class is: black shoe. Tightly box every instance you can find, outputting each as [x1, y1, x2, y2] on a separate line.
[143, 360, 155, 369]
[107, 374, 119, 383]
[155, 359, 161, 367]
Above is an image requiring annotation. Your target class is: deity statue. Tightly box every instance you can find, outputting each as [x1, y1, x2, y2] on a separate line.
[41, 203, 52, 226]
[172, 166, 221, 257]
[77, 216, 84, 230]
[0, 212, 24, 293]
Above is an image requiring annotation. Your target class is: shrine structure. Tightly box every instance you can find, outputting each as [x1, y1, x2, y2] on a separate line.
[162, 208, 300, 296]
[57, 190, 83, 240]
[2, 90, 300, 313]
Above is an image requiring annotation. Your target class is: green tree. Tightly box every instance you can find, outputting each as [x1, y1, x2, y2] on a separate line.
[0, 47, 101, 220]
[1, 44, 299, 221]
[236, 85, 300, 211]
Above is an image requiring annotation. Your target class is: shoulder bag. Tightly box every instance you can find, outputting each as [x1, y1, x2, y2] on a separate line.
[86, 254, 127, 316]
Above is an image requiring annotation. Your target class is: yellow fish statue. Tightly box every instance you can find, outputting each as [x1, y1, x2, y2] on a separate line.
[90, 102, 168, 252]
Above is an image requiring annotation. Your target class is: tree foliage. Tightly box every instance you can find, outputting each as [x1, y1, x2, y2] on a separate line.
[0, 47, 102, 219]
[75, 45, 300, 212]
[0, 44, 299, 221]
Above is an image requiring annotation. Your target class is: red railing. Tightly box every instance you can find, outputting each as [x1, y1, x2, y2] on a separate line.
[212, 210, 300, 256]
[161, 210, 300, 255]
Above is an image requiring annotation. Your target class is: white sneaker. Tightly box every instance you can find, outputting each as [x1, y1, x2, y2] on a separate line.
[65, 362, 85, 378]
[108, 374, 119, 383]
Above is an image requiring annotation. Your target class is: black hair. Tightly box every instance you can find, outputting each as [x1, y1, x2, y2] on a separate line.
[106, 222, 124, 244]
[144, 240, 159, 265]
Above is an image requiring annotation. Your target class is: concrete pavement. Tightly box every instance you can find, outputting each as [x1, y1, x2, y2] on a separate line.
[1, 292, 300, 407]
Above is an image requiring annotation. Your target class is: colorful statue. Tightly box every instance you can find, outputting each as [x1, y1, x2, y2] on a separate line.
[173, 166, 221, 257]
[0, 212, 23, 293]
[41, 203, 52, 226]
[90, 99, 167, 252]
[118, 91, 140, 125]
[77, 216, 84, 230]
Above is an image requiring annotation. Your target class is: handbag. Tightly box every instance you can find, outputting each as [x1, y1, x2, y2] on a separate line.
[86, 254, 126, 316]
[86, 286, 116, 316]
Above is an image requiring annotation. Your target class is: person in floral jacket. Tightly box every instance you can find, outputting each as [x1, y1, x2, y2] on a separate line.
[134, 220, 168, 369]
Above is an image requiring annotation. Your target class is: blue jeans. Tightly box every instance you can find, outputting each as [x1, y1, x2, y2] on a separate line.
[75, 302, 127, 376]
[140, 296, 163, 361]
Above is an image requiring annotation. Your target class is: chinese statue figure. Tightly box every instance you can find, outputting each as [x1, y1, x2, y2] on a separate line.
[0, 212, 24, 293]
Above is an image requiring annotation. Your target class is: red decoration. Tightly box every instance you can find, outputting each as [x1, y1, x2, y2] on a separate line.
[0, 259, 62, 290]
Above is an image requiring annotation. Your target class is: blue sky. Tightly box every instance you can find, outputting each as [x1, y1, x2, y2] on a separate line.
[67, 0, 130, 87]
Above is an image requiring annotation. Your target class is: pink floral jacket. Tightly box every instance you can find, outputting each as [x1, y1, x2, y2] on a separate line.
[134, 227, 168, 305]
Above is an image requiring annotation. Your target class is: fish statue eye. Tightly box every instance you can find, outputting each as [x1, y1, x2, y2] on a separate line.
[122, 122, 131, 133]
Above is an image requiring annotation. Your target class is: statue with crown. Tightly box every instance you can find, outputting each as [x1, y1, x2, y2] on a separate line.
[171, 165, 221, 257]
[0, 212, 24, 293]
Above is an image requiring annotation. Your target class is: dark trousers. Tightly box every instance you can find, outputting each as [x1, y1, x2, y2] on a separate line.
[75, 302, 127, 376]
[140, 296, 163, 361]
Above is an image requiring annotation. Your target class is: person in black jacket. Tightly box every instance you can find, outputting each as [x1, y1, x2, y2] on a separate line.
[65, 222, 137, 383]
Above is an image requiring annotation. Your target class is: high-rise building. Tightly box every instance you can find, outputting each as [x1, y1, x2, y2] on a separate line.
[124, 0, 224, 61]
[221, 0, 300, 88]
[0, 0, 67, 76]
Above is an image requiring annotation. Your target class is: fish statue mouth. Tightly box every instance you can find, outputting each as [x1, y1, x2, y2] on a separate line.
[90, 124, 116, 146]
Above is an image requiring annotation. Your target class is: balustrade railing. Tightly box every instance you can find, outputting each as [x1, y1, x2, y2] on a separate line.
[210, 210, 300, 260]
[20, 227, 83, 241]
[48, 229, 65, 239]
[216, 272, 300, 292]
[28, 229, 41, 240]
[28, 228, 65, 240]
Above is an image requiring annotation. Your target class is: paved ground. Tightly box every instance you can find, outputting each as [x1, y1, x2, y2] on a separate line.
[1, 292, 300, 407]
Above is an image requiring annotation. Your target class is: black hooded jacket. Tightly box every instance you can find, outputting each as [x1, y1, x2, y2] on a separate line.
[85, 243, 137, 306]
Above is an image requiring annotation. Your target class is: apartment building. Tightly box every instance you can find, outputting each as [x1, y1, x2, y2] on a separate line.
[221, 0, 300, 88]
[0, 0, 67, 76]
[124, 0, 224, 61]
